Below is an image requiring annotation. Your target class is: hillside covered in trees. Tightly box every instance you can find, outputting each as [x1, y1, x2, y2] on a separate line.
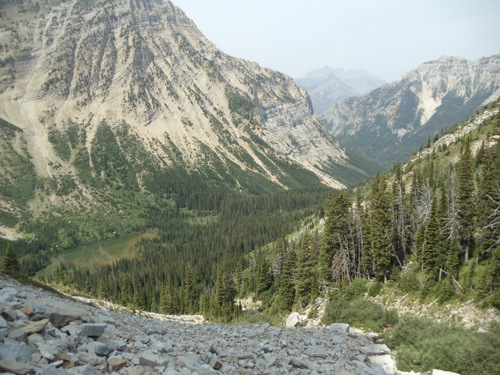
[3, 101, 497, 325]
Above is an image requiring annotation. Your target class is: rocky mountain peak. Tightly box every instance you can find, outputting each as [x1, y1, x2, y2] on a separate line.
[0, 0, 373, 221]
[321, 54, 500, 168]
[295, 67, 386, 115]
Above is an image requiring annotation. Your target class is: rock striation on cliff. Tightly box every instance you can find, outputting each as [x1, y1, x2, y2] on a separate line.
[0, 0, 356, 194]
[322, 55, 500, 168]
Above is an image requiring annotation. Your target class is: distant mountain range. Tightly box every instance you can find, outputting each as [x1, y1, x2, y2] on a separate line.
[321, 55, 500, 168]
[295, 67, 386, 114]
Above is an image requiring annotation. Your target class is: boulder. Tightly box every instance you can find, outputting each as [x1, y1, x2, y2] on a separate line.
[25, 299, 85, 328]
[432, 370, 461, 375]
[138, 350, 169, 368]
[76, 351, 105, 367]
[87, 341, 113, 357]
[0, 358, 35, 375]
[209, 356, 223, 370]
[1, 308, 18, 322]
[1, 287, 18, 297]
[285, 312, 302, 327]
[328, 323, 350, 333]
[22, 318, 49, 334]
[70, 364, 101, 375]
[0, 341, 34, 363]
[369, 354, 398, 374]
[18, 306, 35, 318]
[359, 344, 391, 356]
[78, 324, 108, 338]
[38, 343, 60, 361]
[107, 356, 129, 371]
[7, 328, 28, 343]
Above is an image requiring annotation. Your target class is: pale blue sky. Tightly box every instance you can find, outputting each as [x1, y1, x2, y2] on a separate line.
[171, 0, 500, 82]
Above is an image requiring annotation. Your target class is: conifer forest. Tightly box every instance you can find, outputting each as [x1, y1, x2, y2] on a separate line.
[4, 105, 497, 323]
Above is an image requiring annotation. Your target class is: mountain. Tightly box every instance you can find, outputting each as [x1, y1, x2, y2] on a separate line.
[0, 0, 377, 238]
[295, 67, 386, 114]
[321, 55, 500, 169]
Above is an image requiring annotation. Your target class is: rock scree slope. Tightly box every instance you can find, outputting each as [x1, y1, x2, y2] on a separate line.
[0, 274, 427, 375]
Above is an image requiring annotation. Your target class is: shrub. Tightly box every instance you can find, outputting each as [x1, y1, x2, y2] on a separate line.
[368, 280, 383, 297]
[235, 310, 274, 325]
[490, 291, 500, 309]
[398, 268, 421, 293]
[322, 296, 398, 332]
[389, 317, 500, 375]
[383, 308, 399, 326]
[344, 278, 367, 300]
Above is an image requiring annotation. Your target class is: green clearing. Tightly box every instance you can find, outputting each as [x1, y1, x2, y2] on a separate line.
[37, 231, 156, 278]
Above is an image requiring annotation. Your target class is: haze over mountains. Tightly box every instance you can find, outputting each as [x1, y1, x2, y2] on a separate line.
[321, 54, 500, 168]
[295, 67, 386, 115]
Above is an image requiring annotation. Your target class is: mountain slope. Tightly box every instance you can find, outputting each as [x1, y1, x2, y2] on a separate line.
[0, 0, 376, 237]
[322, 55, 500, 168]
[295, 67, 386, 114]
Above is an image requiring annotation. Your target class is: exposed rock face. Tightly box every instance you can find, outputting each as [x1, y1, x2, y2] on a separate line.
[0, 0, 353, 197]
[0, 274, 421, 375]
[322, 55, 500, 168]
[295, 67, 386, 114]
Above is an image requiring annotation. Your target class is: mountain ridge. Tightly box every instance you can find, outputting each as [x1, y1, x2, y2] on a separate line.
[295, 67, 386, 114]
[0, 0, 381, 239]
[0, 0, 367, 192]
[321, 54, 500, 168]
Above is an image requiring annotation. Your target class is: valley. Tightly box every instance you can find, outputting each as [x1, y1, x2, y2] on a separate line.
[0, 0, 499, 374]
[37, 231, 156, 279]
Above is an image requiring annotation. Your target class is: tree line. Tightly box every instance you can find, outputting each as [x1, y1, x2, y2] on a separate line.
[2, 108, 499, 321]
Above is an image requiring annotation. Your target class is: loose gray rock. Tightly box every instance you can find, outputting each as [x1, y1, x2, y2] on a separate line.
[78, 324, 107, 337]
[209, 356, 223, 370]
[329, 323, 350, 333]
[0, 358, 35, 375]
[107, 356, 129, 371]
[138, 350, 169, 368]
[359, 344, 391, 356]
[432, 370, 461, 375]
[0, 341, 33, 363]
[22, 318, 49, 334]
[290, 358, 309, 369]
[0, 315, 8, 328]
[7, 328, 27, 343]
[0, 274, 425, 375]
[87, 341, 113, 357]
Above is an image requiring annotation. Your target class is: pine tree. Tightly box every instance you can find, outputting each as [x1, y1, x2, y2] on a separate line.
[423, 195, 441, 277]
[279, 247, 296, 311]
[369, 173, 393, 283]
[97, 280, 109, 300]
[319, 192, 351, 282]
[215, 263, 236, 308]
[477, 147, 500, 260]
[2, 245, 19, 275]
[457, 137, 475, 262]
[437, 184, 457, 278]
[353, 188, 366, 278]
[295, 231, 314, 307]
[183, 263, 198, 313]
[160, 282, 177, 314]
[256, 257, 273, 293]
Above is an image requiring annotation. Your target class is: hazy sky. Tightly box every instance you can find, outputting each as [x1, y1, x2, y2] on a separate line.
[171, 0, 500, 82]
